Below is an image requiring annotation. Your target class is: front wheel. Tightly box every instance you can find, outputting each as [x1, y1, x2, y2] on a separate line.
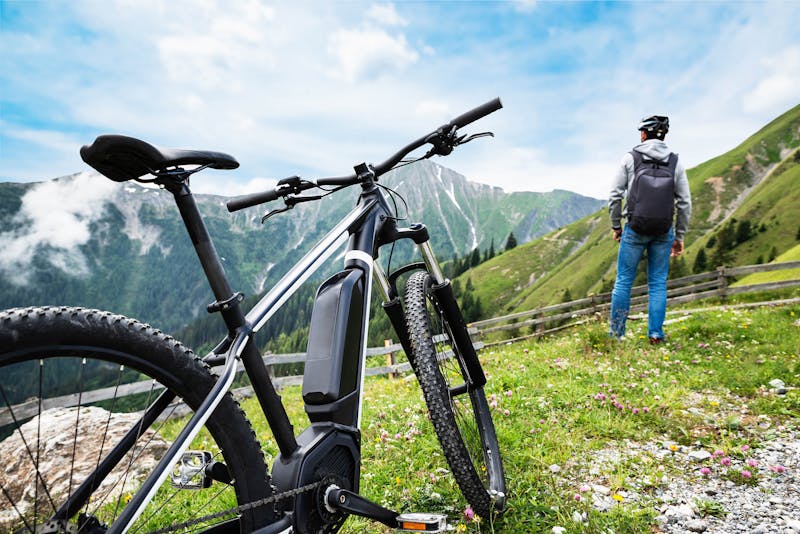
[403, 272, 506, 519]
[0, 307, 274, 533]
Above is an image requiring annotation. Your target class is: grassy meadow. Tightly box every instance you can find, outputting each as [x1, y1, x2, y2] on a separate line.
[229, 294, 799, 533]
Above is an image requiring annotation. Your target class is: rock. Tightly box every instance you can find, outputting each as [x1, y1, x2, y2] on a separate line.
[571, 510, 584, 523]
[0, 406, 169, 531]
[769, 378, 788, 395]
[688, 450, 712, 461]
[786, 518, 800, 532]
[663, 503, 696, 522]
[685, 519, 708, 532]
[591, 484, 611, 495]
[549, 464, 561, 473]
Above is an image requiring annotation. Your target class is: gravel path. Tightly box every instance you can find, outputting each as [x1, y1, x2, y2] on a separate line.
[561, 425, 799, 533]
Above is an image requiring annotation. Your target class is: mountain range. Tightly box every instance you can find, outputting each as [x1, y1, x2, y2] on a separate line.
[0, 160, 603, 333]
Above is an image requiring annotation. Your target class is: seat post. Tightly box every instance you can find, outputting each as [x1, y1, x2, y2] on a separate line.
[162, 175, 300, 458]
[162, 177, 243, 333]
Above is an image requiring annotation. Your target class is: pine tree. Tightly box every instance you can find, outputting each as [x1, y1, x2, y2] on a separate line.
[505, 232, 517, 251]
[469, 248, 481, 268]
[693, 247, 708, 273]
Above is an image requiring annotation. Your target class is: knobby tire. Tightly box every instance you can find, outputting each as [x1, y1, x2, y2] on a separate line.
[0, 307, 273, 533]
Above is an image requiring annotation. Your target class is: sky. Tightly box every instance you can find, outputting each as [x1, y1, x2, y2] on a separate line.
[1, 0, 799, 200]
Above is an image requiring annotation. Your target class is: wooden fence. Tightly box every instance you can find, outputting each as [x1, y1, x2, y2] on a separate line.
[2, 261, 799, 426]
[469, 260, 800, 345]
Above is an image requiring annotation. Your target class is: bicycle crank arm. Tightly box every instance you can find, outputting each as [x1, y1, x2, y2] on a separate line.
[324, 486, 447, 532]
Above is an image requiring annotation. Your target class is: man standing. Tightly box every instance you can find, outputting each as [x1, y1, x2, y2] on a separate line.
[608, 115, 691, 343]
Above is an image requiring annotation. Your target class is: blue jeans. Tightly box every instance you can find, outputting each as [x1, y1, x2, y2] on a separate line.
[609, 226, 673, 339]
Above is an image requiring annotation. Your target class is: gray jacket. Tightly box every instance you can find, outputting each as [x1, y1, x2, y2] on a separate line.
[608, 139, 692, 240]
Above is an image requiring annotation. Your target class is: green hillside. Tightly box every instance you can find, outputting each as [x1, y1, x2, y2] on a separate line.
[460, 103, 800, 317]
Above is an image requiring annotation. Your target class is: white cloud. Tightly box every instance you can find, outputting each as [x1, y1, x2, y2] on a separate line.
[0, 173, 117, 284]
[327, 27, 419, 82]
[743, 46, 800, 114]
[367, 3, 406, 26]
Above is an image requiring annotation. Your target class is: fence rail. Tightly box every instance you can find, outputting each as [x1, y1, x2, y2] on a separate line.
[2, 261, 799, 426]
[469, 260, 800, 343]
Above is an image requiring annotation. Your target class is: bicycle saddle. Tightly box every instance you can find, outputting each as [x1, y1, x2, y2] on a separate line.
[80, 134, 239, 182]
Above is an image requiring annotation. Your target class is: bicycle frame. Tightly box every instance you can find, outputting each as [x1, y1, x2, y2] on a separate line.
[112, 171, 447, 532]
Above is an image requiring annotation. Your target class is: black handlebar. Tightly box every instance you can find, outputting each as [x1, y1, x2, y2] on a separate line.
[226, 189, 282, 212]
[226, 97, 502, 213]
[448, 97, 503, 129]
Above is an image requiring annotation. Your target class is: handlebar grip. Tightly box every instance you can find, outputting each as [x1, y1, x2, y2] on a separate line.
[226, 189, 280, 212]
[448, 97, 503, 129]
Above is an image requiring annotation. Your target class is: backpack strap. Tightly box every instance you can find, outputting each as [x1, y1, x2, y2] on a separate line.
[630, 150, 678, 172]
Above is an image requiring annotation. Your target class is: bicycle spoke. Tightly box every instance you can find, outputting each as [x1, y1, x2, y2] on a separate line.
[0, 381, 57, 520]
[84, 364, 124, 520]
[67, 357, 88, 507]
[1, 480, 34, 533]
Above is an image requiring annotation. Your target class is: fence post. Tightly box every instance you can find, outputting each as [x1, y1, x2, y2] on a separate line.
[385, 339, 397, 379]
[717, 266, 729, 301]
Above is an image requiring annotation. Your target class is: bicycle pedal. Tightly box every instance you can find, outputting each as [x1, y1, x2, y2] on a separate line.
[170, 450, 213, 490]
[395, 513, 447, 532]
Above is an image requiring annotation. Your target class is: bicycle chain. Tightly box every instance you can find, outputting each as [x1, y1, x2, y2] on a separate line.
[146, 480, 326, 534]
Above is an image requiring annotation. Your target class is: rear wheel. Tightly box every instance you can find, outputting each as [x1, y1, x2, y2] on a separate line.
[0, 307, 274, 533]
[403, 272, 506, 519]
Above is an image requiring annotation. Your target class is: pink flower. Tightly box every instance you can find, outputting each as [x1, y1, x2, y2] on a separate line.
[579, 484, 590, 493]
[573, 494, 582, 501]
[632, 408, 640, 415]
[741, 470, 752, 478]
[503, 409, 510, 416]
[740, 444, 750, 452]
[700, 467, 711, 476]
[747, 459, 758, 468]
[770, 465, 786, 473]
[642, 407, 650, 413]
[463, 506, 475, 521]
[505, 390, 513, 397]
[720, 457, 732, 467]
[713, 450, 724, 457]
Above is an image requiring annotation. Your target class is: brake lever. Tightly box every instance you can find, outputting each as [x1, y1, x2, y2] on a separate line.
[261, 204, 293, 223]
[260, 194, 324, 223]
[455, 131, 495, 145]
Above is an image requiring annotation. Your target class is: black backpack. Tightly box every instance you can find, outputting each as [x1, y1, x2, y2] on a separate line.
[626, 150, 678, 235]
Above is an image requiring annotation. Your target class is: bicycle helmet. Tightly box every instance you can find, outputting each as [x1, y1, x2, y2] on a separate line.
[638, 115, 669, 137]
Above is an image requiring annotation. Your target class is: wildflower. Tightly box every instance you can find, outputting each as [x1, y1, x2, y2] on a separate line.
[395, 476, 402, 485]
[573, 494, 582, 501]
[455, 525, 467, 533]
[669, 444, 679, 452]
[770, 465, 786, 473]
[741, 470, 752, 479]
[642, 407, 650, 413]
[700, 467, 711, 476]
[503, 409, 510, 416]
[747, 459, 758, 468]
[720, 457, 732, 467]
[611, 493, 624, 502]
[632, 408, 640, 415]
[579, 484, 590, 493]
[713, 450, 724, 457]
[740, 444, 750, 452]
[505, 390, 513, 397]
[463, 506, 475, 521]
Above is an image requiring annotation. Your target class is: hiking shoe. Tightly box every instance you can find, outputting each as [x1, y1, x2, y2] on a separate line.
[649, 337, 663, 345]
